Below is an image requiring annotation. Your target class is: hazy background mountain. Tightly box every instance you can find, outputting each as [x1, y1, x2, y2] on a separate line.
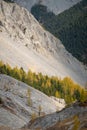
[31, 0, 87, 65]
[13, 0, 82, 15]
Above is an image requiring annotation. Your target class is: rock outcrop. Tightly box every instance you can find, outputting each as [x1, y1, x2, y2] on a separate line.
[26, 102, 87, 130]
[0, 74, 65, 128]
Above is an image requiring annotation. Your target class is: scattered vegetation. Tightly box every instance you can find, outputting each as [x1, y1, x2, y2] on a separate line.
[31, 112, 37, 121]
[31, 105, 42, 121]
[72, 115, 80, 130]
[31, 0, 87, 64]
[46, 114, 85, 130]
[0, 61, 87, 105]
[4, 85, 10, 91]
[38, 105, 42, 116]
[0, 97, 3, 104]
[27, 88, 32, 106]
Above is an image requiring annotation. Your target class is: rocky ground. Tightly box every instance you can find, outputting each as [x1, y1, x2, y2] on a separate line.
[0, 74, 87, 130]
[0, 74, 65, 129]
[0, 75, 87, 130]
[26, 102, 87, 130]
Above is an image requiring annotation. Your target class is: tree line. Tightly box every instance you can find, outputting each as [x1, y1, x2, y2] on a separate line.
[0, 61, 87, 104]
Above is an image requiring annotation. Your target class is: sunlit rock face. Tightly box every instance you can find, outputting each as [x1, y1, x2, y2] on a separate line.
[0, 74, 65, 128]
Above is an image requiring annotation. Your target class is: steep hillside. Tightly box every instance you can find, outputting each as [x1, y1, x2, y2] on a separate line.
[0, 74, 65, 128]
[26, 102, 87, 130]
[0, 0, 87, 86]
[1, 62, 87, 105]
[0, 1, 87, 130]
[31, 0, 87, 65]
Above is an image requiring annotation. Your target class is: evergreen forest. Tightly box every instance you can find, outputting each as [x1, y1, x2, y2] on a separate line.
[31, 0, 87, 64]
[0, 61, 87, 105]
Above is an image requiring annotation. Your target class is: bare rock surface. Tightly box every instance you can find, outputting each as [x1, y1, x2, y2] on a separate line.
[0, 108, 26, 129]
[50, 96, 66, 111]
[27, 103, 87, 130]
[0, 74, 65, 128]
[0, 0, 87, 86]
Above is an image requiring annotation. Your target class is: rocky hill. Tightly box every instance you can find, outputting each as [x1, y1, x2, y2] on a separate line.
[26, 102, 87, 130]
[0, 74, 87, 130]
[0, 74, 65, 129]
[0, 0, 87, 86]
[13, 0, 82, 15]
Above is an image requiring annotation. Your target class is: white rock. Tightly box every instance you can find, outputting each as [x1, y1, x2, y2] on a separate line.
[0, 74, 64, 128]
[50, 96, 66, 110]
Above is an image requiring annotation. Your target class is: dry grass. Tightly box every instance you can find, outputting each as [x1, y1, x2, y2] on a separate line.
[46, 113, 87, 130]
[0, 126, 31, 130]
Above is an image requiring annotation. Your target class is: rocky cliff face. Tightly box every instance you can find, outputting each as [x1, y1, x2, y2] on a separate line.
[0, 0, 87, 86]
[13, 0, 82, 15]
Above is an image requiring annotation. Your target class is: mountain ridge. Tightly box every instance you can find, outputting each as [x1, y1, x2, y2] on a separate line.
[31, 0, 87, 65]
[13, 0, 82, 15]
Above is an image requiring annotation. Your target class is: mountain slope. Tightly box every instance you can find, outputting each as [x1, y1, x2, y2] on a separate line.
[0, 75, 87, 129]
[0, 74, 65, 128]
[13, 0, 82, 15]
[0, 0, 87, 86]
[31, 0, 87, 65]
[26, 103, 87, 130]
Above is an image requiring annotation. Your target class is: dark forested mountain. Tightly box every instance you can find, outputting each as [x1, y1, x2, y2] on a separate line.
[31, 0, 87, 64]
